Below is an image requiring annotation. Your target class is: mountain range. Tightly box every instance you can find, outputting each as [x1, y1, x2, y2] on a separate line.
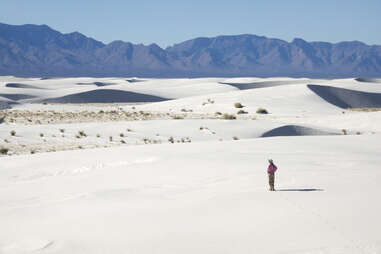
[1, 23, 380, 78]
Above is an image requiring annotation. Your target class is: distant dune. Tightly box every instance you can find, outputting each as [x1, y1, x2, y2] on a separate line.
[261, 125, 339, 137]
[219, 80, 308, 90]
[307, 84, 381, 108]
[5, 83, 46, 89]
[40, 89, 169, 103]
[355, 78, 381, 83]
[76, 82, 115, 87]
[0, 93, 37, 101]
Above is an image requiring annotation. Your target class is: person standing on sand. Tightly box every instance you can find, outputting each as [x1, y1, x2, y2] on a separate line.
[267, 159, 278, 191]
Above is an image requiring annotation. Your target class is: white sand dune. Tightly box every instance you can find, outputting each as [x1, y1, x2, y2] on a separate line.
[1, 76, 381, 253]
[40, 89, 169, 103]
[261, 124, 340, 137]
[5, 83, 48, 89]
[355, 77, 381, 83]
[308, 84, 381, 108]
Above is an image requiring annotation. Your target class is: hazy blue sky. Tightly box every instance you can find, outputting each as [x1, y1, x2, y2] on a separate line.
[1, 0, 380, 47]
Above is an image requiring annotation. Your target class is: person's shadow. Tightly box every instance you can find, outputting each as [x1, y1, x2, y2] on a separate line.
[277, 188, 323, 192]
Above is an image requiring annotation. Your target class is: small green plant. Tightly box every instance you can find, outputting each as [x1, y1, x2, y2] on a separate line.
[221, 113, 236, 120]
[0, 146, 9, 155]
[10, 130, 16, 136]
[120, 133, 125, 137]
[237, 110, 248, 114]
[234, 102, 244, 108]
[78, 130, 86, 137]
[256, 108, 268, 114]
[40, 133, 44, 137]
[172, 115, 184, 120]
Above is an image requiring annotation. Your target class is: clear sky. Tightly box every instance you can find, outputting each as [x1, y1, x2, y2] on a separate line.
[1, 0, 380, 47]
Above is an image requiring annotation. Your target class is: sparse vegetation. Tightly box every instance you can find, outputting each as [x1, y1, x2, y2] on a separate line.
[0, 146, 9, 155]
[342, 129, 347, 135]
[120, 133, 125, 137]
[237, 110, 248, 114]
[59, 129, 65, 133]
[233, 136, 239, 140]
[78, 130, 87, 137]
[10, 130, 16, 136]
[4, 139, 9, 143]
[109, 136, 113, 142]
[121, 140, 126, 144]
[96, 134, 101, 138]
[356, 131, 361, 135]
[256, 108, 268, 114]
[234, 102, 244, 108]
[40, 133, 44, 137]
[221, 113, 236, 120]
[215, 112, 222, 115]
[172, 115, 184, 120]
[168, 136, 174, 143]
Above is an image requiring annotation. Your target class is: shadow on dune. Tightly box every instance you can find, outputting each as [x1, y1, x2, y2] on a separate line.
[261, 125, 339, 138]
[5, 83, 47, 89]
[219, 80, 307, 90]
[355, 78, 381, 84]
[40, 89, 169, 103]
[76, 82, 115, 87]
[0, 93, 37, 101]
[277, 188, 324, 192]
[308, 84, 381, 108]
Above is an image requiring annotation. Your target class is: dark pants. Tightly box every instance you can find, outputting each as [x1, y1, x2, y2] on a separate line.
[268, 172, 275, 191]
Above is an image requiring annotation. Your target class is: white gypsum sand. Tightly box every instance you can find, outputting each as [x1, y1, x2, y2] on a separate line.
[0, 76, 381, 253]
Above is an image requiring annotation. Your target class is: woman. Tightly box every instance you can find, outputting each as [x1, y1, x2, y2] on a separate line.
[267, 159, 278, 191]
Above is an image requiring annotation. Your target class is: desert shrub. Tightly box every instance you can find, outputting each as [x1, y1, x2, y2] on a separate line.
[4, 139, 9, 143]
[127, 128, 132, 132]
[233, 136, 239, 140]
[0, 146, 9, 155]
[234, 102, 244, 108]
[78, 130, 87, 137]
[215, 112, 222, 115]
[109, 136, 113, 142]
[200, 126, 204, 130]
[59, 129, 65, 133]
[256, 108, 268, 114]
[342, 129, 347, 135]
[30, 150, 36, 154]
[40, 133, 44, 137]
[168, 136, 174, 143]
[172, 115, 184, 120]
[356, 131, 361, 135]
[76, 135, 81, 139]
[96, 134, 101, 138]
[10, 130, 16, 136]
[120, 133, 125, 137]
[237, 110, 248, 114]
[121, 140, 126, 144]
[221, 113, 236, 120]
